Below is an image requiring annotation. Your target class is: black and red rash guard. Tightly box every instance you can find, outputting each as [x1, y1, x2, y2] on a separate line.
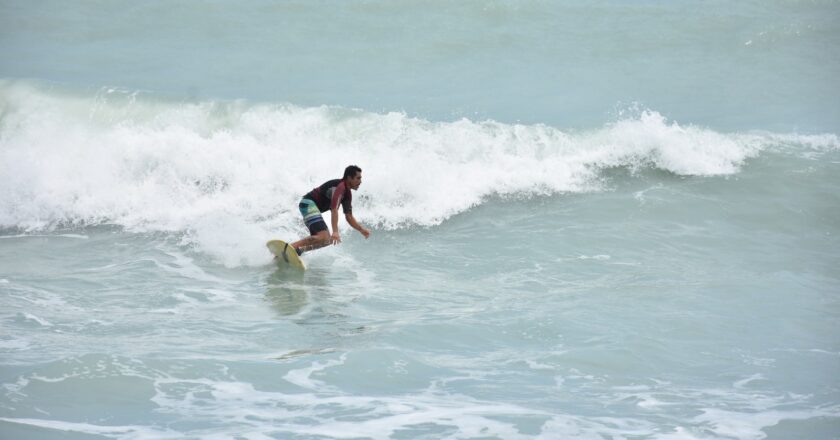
[303, 179, 352, 214]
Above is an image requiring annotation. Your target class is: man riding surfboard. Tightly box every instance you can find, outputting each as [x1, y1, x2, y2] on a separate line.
[290, 165, 371, 255]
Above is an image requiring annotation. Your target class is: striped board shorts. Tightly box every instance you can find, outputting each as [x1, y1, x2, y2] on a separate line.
[299, 198, 328, 235]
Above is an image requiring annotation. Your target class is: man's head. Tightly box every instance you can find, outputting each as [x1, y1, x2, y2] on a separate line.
[344, 165, 362, 190]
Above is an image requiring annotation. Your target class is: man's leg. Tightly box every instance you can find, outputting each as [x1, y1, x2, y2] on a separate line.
[293, 199, 331, 254]
[291, 230, 330, 254]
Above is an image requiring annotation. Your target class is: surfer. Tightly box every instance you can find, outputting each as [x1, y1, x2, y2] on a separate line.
[291, 165, 371, 255]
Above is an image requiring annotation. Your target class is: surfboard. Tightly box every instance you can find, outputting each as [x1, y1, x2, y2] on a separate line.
[266, 240, 306, 271]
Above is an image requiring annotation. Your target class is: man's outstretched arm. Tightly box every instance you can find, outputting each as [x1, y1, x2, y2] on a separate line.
[345, 213, 371, 238]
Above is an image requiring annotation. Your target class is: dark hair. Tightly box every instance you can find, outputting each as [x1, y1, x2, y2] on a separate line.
[343, 165, 362, 180]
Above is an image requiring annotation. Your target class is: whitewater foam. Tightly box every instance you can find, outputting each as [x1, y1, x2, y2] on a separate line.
[2, 81, 837, 265]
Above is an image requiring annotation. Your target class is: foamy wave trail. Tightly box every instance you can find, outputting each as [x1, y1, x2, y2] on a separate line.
[1, 80, 837, 256]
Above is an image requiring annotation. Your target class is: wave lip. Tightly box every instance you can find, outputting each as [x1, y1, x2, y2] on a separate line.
[585, 110, 764, 176]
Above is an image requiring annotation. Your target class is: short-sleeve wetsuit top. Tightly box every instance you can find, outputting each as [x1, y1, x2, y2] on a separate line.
[303, 179, 352, 214]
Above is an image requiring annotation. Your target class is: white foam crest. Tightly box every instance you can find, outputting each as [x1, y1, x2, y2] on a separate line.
[148, 375, 554, 440]
[579, 110, 766, 175]
[283, 353, 347, 391]
[2, 81, 834, 264]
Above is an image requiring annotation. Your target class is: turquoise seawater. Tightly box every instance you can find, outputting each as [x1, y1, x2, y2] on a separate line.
[1, 1, 839, 439]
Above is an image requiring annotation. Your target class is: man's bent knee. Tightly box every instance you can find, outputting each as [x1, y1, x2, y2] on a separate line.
[313, 230, 330, 245]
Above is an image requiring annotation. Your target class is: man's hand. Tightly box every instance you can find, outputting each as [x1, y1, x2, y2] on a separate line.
[331, 231, 342, 245]
[360, 228, 371, 239]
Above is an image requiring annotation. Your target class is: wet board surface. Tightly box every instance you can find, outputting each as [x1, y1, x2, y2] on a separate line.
[266, 239, 306, 271]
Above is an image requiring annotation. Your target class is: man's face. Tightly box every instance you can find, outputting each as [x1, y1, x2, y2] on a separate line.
[348, 172, 362, 190]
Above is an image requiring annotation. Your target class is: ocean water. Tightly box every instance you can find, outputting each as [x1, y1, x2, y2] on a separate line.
[1, 1, 839, 439]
